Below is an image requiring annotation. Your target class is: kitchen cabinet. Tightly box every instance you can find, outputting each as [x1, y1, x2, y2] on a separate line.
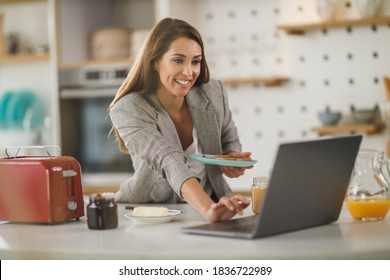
[0, 0, 50, 65]
[56, 0, 155, 68]
[277, 16, 390, 35]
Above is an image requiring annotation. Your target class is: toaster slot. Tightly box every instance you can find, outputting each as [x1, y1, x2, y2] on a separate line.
[63, 168, 77, 197]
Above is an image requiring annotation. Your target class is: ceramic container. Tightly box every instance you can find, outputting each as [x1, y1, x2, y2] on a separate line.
[318, 106, 342, 125]
[350, 104, 378, 124]
[355, 0, 382, 18]
[317, 0, 339, 21]
[318, 112, 342, 125]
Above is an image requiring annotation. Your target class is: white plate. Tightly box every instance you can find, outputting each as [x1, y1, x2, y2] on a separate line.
[124, 210, 181, 225]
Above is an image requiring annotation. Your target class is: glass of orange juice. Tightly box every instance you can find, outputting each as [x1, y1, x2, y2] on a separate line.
[251, 177, 268, 214]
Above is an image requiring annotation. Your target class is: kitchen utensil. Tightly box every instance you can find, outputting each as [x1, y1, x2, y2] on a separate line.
[350, 104, 378, 124]
[0, 91, 14, 128]
[2, 91, 45, 129]
[124, 209, 181, 225]
[6, 91, 34, 127]
[318, 106, 342, 125]
[346, 149, 390, 221]
[317, 0, 339, 21]
[191, 154, 257, 167]
[91, 28, 130, 60]
[0, 146, 84, 223]
[24, 95, 45, 129]
[129, 29, 150, 61]
[355, 0, 382, 18]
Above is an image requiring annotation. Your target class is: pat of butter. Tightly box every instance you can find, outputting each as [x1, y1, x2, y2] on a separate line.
[132, 207, 169, 217]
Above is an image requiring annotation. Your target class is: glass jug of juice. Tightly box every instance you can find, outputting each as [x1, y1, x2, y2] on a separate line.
[346, 149, 390, 221]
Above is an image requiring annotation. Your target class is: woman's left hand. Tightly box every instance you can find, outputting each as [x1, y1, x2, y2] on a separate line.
[219, 151, 253, 178]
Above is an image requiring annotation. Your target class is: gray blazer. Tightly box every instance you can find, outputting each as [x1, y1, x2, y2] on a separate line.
[109, 79, 242, 203]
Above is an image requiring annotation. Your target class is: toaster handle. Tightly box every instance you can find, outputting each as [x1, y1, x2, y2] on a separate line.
[5, 145, 61, 158]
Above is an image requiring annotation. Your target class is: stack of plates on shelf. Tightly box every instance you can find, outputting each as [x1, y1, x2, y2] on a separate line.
[0, 90, 45, 129]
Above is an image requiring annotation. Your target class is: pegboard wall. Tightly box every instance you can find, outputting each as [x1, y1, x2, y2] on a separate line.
[167, 0, 390, 190]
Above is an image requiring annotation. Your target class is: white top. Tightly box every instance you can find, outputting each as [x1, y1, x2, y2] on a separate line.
[184, 128, 211, 195]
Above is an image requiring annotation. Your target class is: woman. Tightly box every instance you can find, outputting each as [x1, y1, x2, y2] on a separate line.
[109, 18, 253, 222]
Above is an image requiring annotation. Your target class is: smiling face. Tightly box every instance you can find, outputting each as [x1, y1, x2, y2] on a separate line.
[155, 37, 202, 98]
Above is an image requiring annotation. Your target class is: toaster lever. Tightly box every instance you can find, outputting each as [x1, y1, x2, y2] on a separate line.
[62, 170, 77, 177]
[5, 145, 60, 158]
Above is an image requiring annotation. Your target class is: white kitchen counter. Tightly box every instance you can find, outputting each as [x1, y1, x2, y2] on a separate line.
[1, 200, 390, 260]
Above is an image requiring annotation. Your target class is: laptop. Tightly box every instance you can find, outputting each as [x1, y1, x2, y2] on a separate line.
[182, 135, 362, 239]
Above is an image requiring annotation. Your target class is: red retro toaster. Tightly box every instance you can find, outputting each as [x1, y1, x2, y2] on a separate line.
[0, 146, 84, 223]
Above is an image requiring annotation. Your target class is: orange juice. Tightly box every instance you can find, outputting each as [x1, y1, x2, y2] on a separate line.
[346, 198, 390, 220]
[252, 187, 267, 214]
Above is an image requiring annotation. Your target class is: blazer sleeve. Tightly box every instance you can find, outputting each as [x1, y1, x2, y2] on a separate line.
[109, 94, 195, 198]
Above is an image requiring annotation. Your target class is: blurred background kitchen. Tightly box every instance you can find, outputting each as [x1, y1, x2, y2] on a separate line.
[1, 0, 390, 193]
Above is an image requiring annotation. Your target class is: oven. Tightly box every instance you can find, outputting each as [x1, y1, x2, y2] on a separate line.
[59, 63, 133, 186]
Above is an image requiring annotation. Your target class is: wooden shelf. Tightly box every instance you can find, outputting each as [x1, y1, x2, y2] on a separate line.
[312, 123, 385, 136]
[277, 16, 390, 35]
[222, 76, 289, 87]
[0, 0, 44, 3]
[59, 57, 132, 69]
[0, 52, 50, 64]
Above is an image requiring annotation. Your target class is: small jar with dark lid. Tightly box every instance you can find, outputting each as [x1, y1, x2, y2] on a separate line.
[87, 192, 118, 230]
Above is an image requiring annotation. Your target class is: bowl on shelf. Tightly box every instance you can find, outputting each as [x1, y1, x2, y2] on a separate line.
[350, 105, 378, 124]
[318, 107, 342, 126]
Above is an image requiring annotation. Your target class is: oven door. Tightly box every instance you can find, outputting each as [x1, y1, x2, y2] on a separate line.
[59, 87, 133, 185]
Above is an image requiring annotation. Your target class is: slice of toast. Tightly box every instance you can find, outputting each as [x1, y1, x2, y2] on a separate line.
[214, 155, 251, 161]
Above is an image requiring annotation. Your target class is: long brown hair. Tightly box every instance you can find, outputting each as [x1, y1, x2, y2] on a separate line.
[109, 18, 210, 153]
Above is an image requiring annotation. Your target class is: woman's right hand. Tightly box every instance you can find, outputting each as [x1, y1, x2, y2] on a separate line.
[181, 178, 250, 223]
[203, 195, 250, 223]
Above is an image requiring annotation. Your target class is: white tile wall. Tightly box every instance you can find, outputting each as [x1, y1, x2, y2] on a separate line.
[166, 0, 390, 191]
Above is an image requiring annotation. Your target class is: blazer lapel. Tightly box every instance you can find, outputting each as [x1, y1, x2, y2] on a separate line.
[146, 93, 183, 149]
[146, 88, 223, 156]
